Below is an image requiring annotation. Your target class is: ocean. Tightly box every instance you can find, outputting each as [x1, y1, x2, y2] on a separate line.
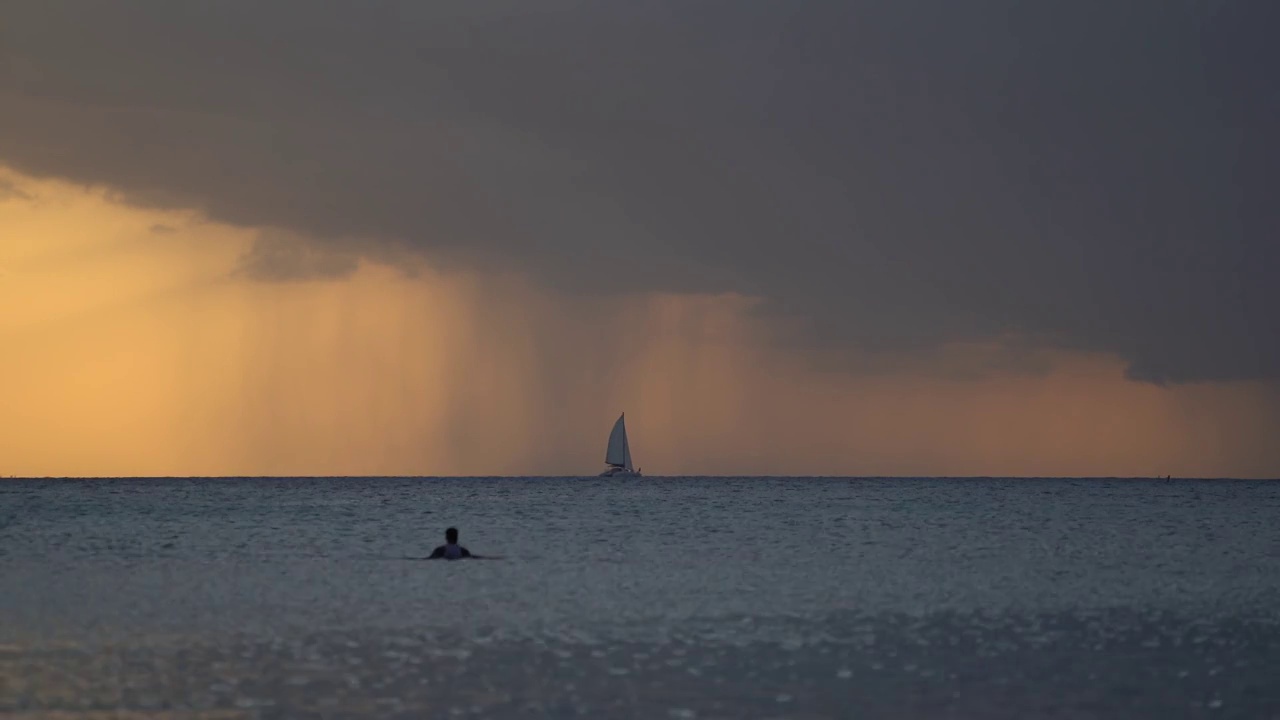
[1, 477, 1278, 719]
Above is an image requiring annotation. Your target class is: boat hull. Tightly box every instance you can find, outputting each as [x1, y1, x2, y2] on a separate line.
[598, 468, 642, 478]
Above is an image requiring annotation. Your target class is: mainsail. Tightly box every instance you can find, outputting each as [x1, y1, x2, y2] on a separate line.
[604, 413, 633, 471]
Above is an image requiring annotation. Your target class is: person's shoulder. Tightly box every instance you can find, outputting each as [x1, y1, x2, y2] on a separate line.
[461, 546, 473, 557]
[428, 545, 446, 558]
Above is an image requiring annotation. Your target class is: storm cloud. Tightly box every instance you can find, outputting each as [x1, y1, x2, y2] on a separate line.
[1, 0, 1276, 383]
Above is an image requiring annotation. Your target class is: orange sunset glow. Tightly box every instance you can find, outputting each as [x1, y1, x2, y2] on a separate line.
[3, 169, 1277, 479]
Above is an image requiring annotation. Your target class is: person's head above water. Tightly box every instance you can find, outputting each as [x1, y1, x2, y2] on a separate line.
[427, 526, 488, 560]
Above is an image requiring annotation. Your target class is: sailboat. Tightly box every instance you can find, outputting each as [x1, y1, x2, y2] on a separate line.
[599, 412, 642, 478]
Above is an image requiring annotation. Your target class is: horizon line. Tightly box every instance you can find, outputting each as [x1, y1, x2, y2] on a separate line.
[4, 474, 1278, 481]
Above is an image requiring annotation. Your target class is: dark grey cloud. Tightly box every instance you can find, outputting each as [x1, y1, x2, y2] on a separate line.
[1, 0, 1276, 383]
[234, 230, 359, 283]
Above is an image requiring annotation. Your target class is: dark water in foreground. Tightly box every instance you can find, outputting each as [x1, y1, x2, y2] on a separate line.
[1, 477, 1278, 719]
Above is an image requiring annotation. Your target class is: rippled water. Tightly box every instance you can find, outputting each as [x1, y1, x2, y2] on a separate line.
[2, 477, 1279, 718]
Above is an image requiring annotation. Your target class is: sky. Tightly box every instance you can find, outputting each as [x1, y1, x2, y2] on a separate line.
[1, 1, 1277, 477]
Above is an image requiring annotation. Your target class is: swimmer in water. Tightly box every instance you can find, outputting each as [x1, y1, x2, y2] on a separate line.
[427, 527, 476, 560]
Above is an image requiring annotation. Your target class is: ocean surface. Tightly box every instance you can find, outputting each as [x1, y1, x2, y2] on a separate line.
[1, 477, 1278, 719]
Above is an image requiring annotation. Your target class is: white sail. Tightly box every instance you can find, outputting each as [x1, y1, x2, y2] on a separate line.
[605, 413, 632, 470]
[623, 427, 633, 471]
